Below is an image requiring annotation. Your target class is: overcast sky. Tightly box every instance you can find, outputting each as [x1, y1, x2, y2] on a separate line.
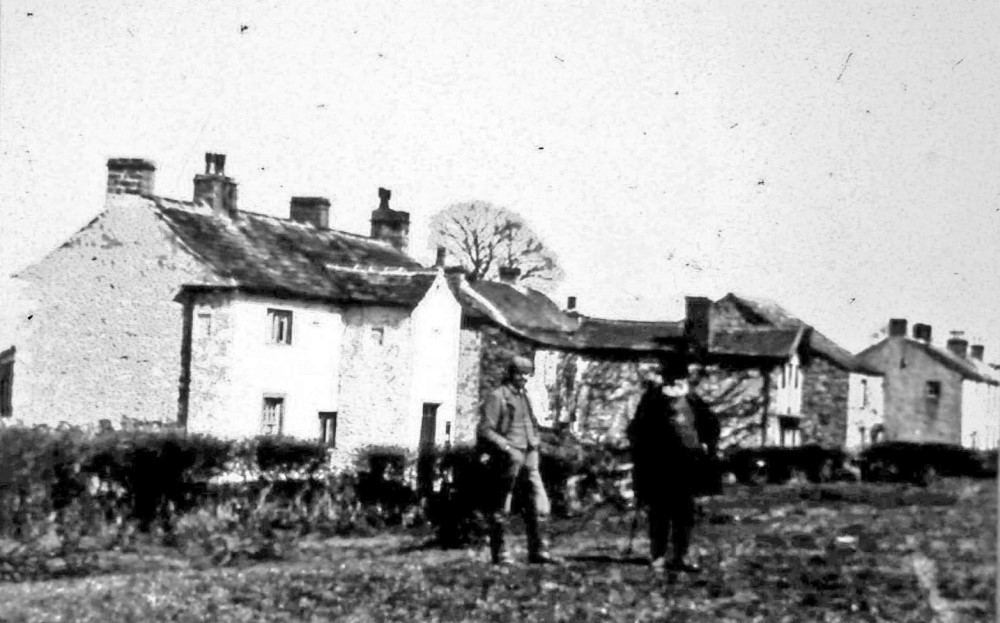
[2, 1, 998, 355]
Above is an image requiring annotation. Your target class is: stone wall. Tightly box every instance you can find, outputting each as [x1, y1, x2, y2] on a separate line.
[337, 306, 414, 457]
[859, 338, 964, 444]
[11, 197, 216, 427]
[799, 355, 849, 446]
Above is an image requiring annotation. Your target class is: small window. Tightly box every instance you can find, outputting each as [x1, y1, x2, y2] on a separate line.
[926, 381, 941, 400]
[268, 309, 293, 345]
[0, 360, 13, 418]
[371, 327, 384, 346]
[197, 313, 212, 338]
[319, 411, 338, 447]
[779, 416, 800, 447]
[261, 396, 285, 436]
[860, 378, 870, 408]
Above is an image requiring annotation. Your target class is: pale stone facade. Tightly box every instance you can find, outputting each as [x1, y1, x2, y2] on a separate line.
[9, 195, 218, 427]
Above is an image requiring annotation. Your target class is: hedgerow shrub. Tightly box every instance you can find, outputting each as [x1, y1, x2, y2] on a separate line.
[724, 444, 852, 485]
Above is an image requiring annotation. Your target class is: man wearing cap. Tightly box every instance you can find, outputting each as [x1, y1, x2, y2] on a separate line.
[627, 361, 719, 573]
[477, 355, 557, 565]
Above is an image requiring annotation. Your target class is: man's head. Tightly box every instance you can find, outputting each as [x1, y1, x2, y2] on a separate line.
[506, 355, 535, 389]
[638, 363, 664, 389]
[686, 362, 706, 387]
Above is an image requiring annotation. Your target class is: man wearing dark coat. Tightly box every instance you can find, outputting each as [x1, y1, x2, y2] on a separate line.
[477, 355, 558, 565]
[627, 361, 719, 572]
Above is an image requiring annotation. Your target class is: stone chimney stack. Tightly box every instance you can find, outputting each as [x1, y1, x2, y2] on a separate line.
[888, 318, 908, 338]
[971, 344, 985, 360]
[435, 246, 447, 268]
[498, 266, 521, 284]
[193, 153, 238, 218]
[913, 323, 932, 343]
[685, 296, 713, 351]
[947, 332, 969, 358]
[289, 197, 330, 229]
[107, 158, 156, 196]
[369, 187, 410, 253]
[566, 296, 577, 311]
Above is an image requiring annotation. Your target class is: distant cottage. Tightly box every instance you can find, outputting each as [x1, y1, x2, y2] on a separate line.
[856, 319, 1000, 449]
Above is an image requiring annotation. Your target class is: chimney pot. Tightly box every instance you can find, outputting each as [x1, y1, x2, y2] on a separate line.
[913, 323, 932, 343]
[498, 265, 521, 284]
[685, 296, 713, 351]
[107, 157, 156, 196]
[888, 318, 908, 338]
[193, 153, 238, 217]
[289, 196, 330, 229]
[971, 344, 985, 360]
[946, 336, 969, 358]
[369, 187, 410, 253]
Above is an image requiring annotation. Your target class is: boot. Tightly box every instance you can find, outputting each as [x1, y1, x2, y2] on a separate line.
[489, 515, 514, 565]
[525, 513, 560, 565]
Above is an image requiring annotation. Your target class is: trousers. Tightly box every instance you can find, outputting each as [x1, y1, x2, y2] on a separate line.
[488, 447, 551, 517]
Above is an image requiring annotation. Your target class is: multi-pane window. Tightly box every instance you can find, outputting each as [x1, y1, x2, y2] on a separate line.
[261, 396, 285, 436]
[0, 360, 13, 418]
[318, 412, 338, 447]
[268, 309, 293, 345]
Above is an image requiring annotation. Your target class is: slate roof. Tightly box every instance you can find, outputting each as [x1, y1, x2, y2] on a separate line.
[857, 337, 999, 384]
[712, 293, 880, 374]
[152, 197, 436, 306]
[452, 277, 684, 353]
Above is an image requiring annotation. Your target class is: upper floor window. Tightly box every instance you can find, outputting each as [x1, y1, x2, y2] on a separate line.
[926, 381, 941, 417]
[860, 378, 870, 408]
[268, 309, 293, 345]
[926, 381, 941, 400]
[261, 396, 285, 436]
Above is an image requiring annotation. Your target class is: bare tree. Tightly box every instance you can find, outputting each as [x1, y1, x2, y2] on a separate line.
[428, 201, 564, 289]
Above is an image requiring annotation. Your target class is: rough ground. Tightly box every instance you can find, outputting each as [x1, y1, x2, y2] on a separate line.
[0, 479, 993, 622]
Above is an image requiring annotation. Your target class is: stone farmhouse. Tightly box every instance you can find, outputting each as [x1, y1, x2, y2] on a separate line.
[856, 319, 1000, 449]
[0, 153, 691, 461]
[3, 154, 465, 463]
[686, 293, 884, 449]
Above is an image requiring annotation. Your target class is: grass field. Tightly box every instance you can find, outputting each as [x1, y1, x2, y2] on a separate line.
[0, 478, 993, 622]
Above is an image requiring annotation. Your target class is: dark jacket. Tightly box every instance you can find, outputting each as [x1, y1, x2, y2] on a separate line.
[628, 386, 719, 503]
[477, 384, 541, 453]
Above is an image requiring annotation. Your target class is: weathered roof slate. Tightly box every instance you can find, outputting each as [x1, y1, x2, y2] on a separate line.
[152, 198, 435, 306]
[452, 277, 684, 353]
[713, 293, 879, 373]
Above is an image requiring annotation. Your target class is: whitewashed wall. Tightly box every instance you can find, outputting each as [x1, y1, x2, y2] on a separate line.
[846, 373, 885, 450]
[187, 293, 341, 440]
[409, 273, 463, 448]
[962, 380, 1000, 449]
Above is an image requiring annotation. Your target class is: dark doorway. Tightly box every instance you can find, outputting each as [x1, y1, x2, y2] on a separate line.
[418, 403, 440, 496]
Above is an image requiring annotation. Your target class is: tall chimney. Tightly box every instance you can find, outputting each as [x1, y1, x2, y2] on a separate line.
[566, 296, 577, 311]
[971, 345, 985, 360]
[107, 158, 156, 196]
[369, 187, 410, 253]
[193, 152, 238, 218]
[435, 246, 447, 268]
[685, 296, 713, 351]
[498, 265, 521, 284]
[947, 331, 969, 358]
[913, 323, 932, 343]
[888, 318, 908, 338]
[289, 197, 330, 229]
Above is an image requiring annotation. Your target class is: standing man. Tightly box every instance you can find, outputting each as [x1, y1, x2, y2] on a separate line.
[627, 361, 719, 573]
[477, 355, 558, 565]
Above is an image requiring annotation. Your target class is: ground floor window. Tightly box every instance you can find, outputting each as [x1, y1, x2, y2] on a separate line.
[779, 416, 800, 447]
[319, 411, 338, 447]
[261, 396, 285, 436]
